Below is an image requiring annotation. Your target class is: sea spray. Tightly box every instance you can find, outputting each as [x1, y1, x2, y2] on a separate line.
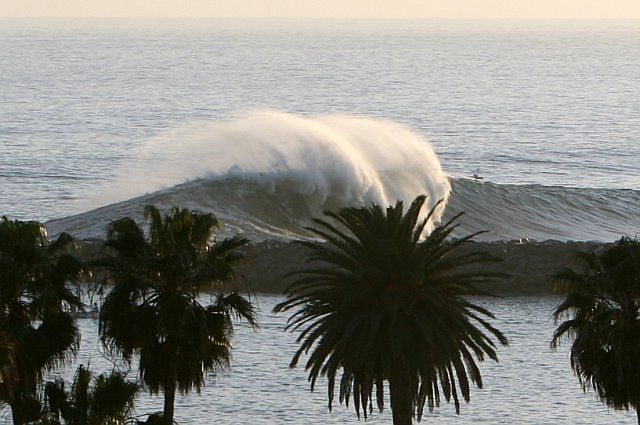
[93, 110, 451, 231]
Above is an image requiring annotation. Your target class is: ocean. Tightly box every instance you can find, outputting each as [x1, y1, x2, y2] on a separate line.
[3, 295, 632, 424]
[1, 19, 638, 242]
[1, 18, 639, 423]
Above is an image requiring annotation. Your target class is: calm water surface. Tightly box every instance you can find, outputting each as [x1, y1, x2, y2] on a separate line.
[1, 296, 632, 424]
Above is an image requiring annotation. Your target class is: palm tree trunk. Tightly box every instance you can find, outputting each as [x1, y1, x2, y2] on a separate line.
[162, 356, 176, 424]
[11, 401, 23, 425]
[163, 379, 176, 423]
[389, 364, 413, 425]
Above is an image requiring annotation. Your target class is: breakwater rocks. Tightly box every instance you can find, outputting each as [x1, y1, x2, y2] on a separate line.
[232, 239, 608, 295]
[75, 238, 608, 295]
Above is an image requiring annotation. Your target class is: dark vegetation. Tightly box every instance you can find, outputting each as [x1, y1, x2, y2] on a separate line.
[0, 198, 637, 423]
[552, 237, 640, 424]
[274, 195, 508, 424]
[0, 208, 255, 424]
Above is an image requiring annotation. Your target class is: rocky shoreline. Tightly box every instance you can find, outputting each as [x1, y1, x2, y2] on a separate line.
[77, 237, 608, 295]
[229, 239, 608, 295]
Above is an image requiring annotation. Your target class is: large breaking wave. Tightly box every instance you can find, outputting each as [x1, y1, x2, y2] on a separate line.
[95, 110, 450, 219]
[46, 111, 639, 242]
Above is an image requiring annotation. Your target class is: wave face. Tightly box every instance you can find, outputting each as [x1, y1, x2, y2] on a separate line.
[47, 176, 639, 243]
[446, 180, 639, 242]
[46, 111, 638, 243]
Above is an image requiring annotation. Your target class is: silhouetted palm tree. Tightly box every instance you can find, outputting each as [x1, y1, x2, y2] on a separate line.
[274, 195, 508, 425]
[42, 364, 140, 424]
[552, 237, 640, 424]
[98, 206, 257, 423]
[0, 217, 85, 424]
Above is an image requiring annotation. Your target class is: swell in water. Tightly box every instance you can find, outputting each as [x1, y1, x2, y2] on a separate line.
[46, 111, 638, 243]
[445, 180, 639, 242]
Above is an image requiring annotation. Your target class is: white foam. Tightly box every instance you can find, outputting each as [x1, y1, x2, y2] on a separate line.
[92, 110, 451, 229]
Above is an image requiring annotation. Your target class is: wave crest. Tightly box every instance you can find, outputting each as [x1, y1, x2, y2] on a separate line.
[94, 110, 451, 230]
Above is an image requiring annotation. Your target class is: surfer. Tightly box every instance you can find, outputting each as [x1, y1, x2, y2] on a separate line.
[471, 168, 484, 182]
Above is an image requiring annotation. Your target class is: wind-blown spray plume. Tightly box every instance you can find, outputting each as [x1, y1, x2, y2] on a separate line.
[90, 111, 451, 237]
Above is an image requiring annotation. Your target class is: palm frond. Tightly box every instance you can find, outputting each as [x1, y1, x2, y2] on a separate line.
[552, 237, 640, 413]
[275, 195, 507, 422]
[97, 205, 255, 421]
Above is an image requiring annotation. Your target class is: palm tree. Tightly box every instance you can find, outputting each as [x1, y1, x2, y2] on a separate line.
[42, 364, 140, 425]
[552, 237, 640, 424]
[0, 217, 85, 424]
[98, 206, 257, 423]
[274, 195, 508, 425]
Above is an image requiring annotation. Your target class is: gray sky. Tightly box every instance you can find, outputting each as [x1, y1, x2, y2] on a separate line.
[2, 0, 640, 19]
